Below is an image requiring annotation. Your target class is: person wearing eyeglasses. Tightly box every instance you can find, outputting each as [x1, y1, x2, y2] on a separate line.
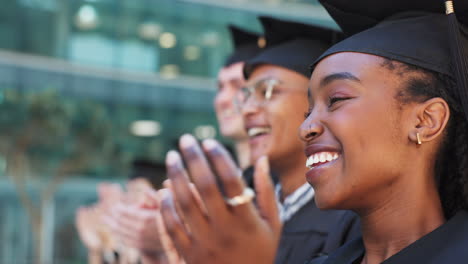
[238, 17, 360, 264]
[157, 17, 360, 264]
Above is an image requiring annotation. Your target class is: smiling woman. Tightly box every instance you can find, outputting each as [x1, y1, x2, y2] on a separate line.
[301, 53, 414, 208]
[299, 0, 468, 263]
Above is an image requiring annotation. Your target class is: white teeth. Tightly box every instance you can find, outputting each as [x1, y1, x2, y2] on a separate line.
[313, 155, 319, 164]
[319, 153, 326, 162]
[306, 156, 313, 168]
[306, 152, 340, 169]
[247, 127, 271, 137]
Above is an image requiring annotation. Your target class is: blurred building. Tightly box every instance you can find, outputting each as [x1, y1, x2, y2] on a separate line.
[0, 0, 335, 263]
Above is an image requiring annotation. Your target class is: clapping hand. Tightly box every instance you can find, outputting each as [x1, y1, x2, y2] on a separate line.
[160, 134, 281, 264]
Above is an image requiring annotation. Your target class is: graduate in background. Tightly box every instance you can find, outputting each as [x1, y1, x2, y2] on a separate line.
[215, 25, 264, 171]
[240, 17, 359, 264]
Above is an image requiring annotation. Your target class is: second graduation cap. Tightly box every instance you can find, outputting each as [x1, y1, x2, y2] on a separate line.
[224, 25, 264, 67]
[243, 16, 340, 79]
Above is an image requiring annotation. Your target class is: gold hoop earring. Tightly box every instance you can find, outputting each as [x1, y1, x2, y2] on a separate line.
[416, 132, 422, 145]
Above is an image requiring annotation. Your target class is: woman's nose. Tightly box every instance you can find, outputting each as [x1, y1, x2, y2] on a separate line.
[299, 113, 324, 142]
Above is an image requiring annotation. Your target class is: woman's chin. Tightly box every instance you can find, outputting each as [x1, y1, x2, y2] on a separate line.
[314, 191, 345, 210]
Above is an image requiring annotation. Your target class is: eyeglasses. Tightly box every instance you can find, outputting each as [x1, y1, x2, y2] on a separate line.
[237, 79, 281, 107]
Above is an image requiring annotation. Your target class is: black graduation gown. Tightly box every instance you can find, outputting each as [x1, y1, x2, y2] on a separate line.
[274, 200, 360, 264]
[320, 210, 468, 264]
[242, 166, 279, 189]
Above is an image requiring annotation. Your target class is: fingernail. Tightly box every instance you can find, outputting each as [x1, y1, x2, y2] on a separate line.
[159, 188, 170, 200]
[180, 134, 197, 149]
[159, 189, 175, 209]
[166, 150, 181, 166]
[202, 138, 218, 151]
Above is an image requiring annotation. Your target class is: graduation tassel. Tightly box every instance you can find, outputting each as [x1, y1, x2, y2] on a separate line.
[445, 0, 468, 121]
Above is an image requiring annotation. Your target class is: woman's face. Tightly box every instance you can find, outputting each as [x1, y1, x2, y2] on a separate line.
[300, 52, 417, 211]
[242, 65, 309, 168]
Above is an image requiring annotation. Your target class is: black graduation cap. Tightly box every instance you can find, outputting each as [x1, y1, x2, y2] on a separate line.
[224, 25, 264, 67]
[315, 0, 468, 121]
[243, 16, 340, 79]
[319, 0, 468, 36]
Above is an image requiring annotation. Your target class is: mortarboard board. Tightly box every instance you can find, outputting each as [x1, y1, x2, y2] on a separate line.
[315, 0, 468, 121]
[243, 16, 340, 79]
[319, 0, 468, 36]
[224, 25, 264, 67]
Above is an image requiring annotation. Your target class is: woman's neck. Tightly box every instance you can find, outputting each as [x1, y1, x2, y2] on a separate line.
[358, 172, 446, 264]
[275, 154, 308, 201]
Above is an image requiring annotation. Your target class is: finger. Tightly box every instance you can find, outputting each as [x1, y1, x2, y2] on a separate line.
[166, 150, 210, 238]
[165, 177, 198, 212]
[99, 183, 123, 201]
[113, 205, 153, 240]
[178, 134, 228, 218]
[202, 139, 258, 218]
[162, 185, 192, 232]
[188, 184, 207, 214]
[155, 210, 182, 263]
[159, 189, 192, 257]
[254, 156, 281, 234]
[101, 214, 121, 238]
[163, 179, 172, 189]
[138, 189, 160, 209]
[201, 138, 246, 198]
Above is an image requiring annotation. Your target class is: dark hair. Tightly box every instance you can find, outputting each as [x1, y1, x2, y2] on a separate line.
[382, 59, 468, 218]
[130, 159, 166, 189]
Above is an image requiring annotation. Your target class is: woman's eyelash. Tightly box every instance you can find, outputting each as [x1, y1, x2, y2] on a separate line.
[328, 96, 352, 107]
[304, 96, 352, 118]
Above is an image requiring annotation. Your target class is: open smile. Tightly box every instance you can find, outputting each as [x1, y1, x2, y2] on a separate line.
[247, 126, 271, 138]
[306, 151, 340, 169]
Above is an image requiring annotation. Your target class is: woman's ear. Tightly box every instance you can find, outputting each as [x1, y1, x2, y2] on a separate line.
[409, 97, 450, 144]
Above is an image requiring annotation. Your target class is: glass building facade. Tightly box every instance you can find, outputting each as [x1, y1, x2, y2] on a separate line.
[0, 0, 335, 263]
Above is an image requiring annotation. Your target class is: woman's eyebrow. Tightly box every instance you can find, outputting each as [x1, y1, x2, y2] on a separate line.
[320, 72, 361, 88]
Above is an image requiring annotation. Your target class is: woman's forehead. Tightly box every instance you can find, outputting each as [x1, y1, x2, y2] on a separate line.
[310, 52, 386, 85]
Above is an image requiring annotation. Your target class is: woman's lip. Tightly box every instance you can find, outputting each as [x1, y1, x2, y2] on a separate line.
[305, 157, 339, 184]
[304, 144, 341, 158]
